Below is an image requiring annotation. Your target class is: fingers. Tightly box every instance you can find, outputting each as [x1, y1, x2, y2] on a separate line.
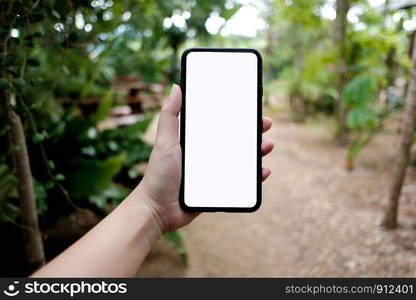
[155, 84, 182, 148]
[261, 139, 274, 156]
[161, 84, 181, 116]
[262, 117, 273, 178]
[262, 116, 272, 133]
[262, 168, 271, 181]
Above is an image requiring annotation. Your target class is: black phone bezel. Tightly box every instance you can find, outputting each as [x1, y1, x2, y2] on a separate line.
[179, 48, 263, 213]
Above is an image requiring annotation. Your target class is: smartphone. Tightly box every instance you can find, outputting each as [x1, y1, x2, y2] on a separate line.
[180, 48, 262, 212]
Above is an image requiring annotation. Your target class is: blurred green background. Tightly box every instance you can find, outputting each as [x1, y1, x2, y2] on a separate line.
[1, 0, 416, 277]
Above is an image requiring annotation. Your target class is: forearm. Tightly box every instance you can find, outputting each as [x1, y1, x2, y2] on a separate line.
[31, 185, 162, 277]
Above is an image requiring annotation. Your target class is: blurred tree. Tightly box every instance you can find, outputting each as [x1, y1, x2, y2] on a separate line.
[335, 0, 350, 145]
[382, 32, 416, 230]
[266, 0, 332, 122]
[0, 0, 46, 269]
[0, 0, 237, 274]
[342, 2, 408, 170]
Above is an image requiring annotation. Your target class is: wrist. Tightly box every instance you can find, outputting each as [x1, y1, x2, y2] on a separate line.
[122, 187, 164, 248]
[123, 184, 167, 241]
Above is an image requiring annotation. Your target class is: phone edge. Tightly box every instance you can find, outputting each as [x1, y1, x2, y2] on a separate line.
[179, 47, 263, 213]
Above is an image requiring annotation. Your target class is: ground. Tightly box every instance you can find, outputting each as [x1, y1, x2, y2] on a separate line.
[138, 110, 416, 277]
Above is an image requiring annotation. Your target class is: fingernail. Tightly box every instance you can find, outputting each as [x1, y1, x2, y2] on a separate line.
[170, 84, 179, 95]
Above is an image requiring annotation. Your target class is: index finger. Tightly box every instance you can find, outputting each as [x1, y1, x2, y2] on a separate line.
[262, 116, 272, 133]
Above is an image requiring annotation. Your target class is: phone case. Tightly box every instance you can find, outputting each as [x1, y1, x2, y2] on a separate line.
[179, 48, 263, 212]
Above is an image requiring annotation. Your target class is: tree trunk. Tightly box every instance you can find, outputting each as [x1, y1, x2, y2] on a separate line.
[264, 21, 276, 106]
[385, 47, 397, 104]
[381, 33, 416, 230]
[5, 104, 46, 268]
[290, 43, 307, 122]
[383, 1, 397, 105]
[403, 30, 416, 99]
[0, 0, 45, 270]
[335, 0, 349, 145]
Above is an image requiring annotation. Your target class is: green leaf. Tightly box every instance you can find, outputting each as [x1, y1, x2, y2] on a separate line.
[32, 133, 45, 143]
[66, 117, 95, 142]
[45, 180, 55, 189]
[124, 143, 152, 166]
[0, 163, 17, 201]
[51, 10, 61, 19]
[11, 78, 26, 88]
[123, 114, 155, 137]
[343, 76, 376, 108]
[0, 202, 19, 223]
[92, 90, 114, 124]
[88, 194, 107, 209]
[67, 152, 126, 198]
[54, 173, 65, 181]
[47, 160, 55, 170]
[347, 132, 375, 161]
[34, 179, 48, 216]
[88, 184, 129, 210]
[32, 131, 48, 143]
[347, 107, 379, 130]
[62, 65, 69, 74]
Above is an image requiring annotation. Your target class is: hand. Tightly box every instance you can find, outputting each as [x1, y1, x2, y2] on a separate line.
[137, 84, 275, 233]
[31, 84, 275, 277]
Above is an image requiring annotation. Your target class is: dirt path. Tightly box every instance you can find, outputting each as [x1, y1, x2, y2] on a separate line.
[138, 112, 416, 277]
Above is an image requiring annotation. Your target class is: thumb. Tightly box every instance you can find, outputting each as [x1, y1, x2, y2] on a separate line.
[155, 84, 182, 149]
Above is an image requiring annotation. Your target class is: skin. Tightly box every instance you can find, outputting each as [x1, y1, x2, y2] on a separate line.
[32, 85, 274, 277]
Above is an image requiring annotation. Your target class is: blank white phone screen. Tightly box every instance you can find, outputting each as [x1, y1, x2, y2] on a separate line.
[184, 51, 259, 208]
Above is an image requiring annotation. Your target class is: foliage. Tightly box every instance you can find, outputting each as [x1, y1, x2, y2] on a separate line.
[1, 0, 416, 273]
[264, 0, 410, 123]
[261, 0, 411, 168]
[264, 0, 337, 121]
[343, 75, 402, 169]
[344, 76, 378, 130]
[0, 164, 18, 222]
[0, 0, 239, 266]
